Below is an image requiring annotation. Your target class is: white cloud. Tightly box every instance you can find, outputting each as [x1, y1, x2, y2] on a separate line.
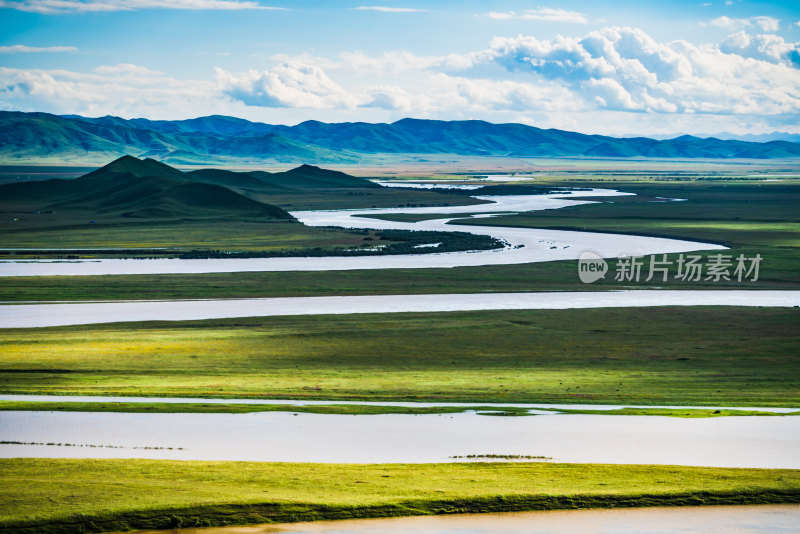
[443, 74, 580, 113]
[215, 63, 359, 109]
[0, 44, 78, 53]
[486, 8, 588, 24]
[487, 26, 800, 115]
[364, 85, 415, 110]
[720, 31, 800, 66]
[0, 64, 216, 118]
[709, 15, 780, 32]
[338, 50, 488, 73]
[0, 0, 286, 14]
[351, 6, 427, 13]
[93, 63, 164, 75]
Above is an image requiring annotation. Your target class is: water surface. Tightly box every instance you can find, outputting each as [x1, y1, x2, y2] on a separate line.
[122, 504, 800, 534]
[2, 290, 798, 328]
[2, 410, 798, 467]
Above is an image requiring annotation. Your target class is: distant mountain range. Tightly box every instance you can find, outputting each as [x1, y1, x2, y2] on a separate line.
[640, 131, 800, 143]
[2, 111, 800, 165]
[0, 155, 376, 219]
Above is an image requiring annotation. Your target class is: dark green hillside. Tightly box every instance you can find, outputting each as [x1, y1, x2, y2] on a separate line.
[78, 154, 185, 181]
[0, 155, 293, 220]
[185, 168, 274, 190]
[185, 164, 378, 195]
[91, 179, 290, 219]
[261, 164, 381, 190]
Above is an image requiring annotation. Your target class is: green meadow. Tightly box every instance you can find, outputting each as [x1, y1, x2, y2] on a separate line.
[2, 459, 799, 533]
[2, 307, 798, 406]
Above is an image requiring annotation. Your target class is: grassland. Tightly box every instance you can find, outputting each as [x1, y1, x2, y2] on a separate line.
[0, 220, 377, 252]
[2, 307, 798, 406]
[2, 458, 799, 533]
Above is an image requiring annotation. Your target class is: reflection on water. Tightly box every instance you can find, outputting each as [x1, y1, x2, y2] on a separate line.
[2, 410, 798, 467]
[122, 504, 800, 534]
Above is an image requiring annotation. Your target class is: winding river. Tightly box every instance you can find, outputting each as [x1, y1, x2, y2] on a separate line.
[0, 188, 725, 277]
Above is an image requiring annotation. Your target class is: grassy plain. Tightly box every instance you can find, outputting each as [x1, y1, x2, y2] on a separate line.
[2, 458, 799, 533]
[2, 307, 798, 406]
[0, 220, 388, 254]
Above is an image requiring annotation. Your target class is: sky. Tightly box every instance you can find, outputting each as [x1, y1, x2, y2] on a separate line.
[1, 0, 799, 136]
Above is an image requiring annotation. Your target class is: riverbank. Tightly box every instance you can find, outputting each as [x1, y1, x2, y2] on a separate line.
[2, 399, 797, 417]
[2, 459, 799, 533]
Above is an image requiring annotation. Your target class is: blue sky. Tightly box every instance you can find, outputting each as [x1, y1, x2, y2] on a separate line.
[1, 0, 799, 136]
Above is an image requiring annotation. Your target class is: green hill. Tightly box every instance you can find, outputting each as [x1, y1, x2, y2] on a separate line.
[0, 155, 294, 220]
[259, 164, 381, 190]
[184, 163, 381, 197]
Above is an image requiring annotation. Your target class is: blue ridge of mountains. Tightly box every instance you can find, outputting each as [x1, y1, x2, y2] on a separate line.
[2, 111, 800, 164]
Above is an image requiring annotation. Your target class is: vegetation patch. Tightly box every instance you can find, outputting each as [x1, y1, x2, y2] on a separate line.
[1, 307, 798, 407]
[2, 459, 799, 534]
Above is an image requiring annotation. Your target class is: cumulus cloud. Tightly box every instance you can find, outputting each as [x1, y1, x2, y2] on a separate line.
[486, 8, 588, 24]
[0, 44, 78, 53]
[0, 64, 215, 117]
[487, 26, 800, 115]
[442, 74, 580, 113]
[364, 85, 415, 110]
[0, 0, 285, 14]
[720, 31, 800, 66]
[215, 63, 359, 109]
[709, 15, 780, 32]
[351, 6, 427, 13]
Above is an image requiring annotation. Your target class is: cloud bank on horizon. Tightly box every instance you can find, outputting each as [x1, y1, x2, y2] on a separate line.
[0, 0, 799, 136]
